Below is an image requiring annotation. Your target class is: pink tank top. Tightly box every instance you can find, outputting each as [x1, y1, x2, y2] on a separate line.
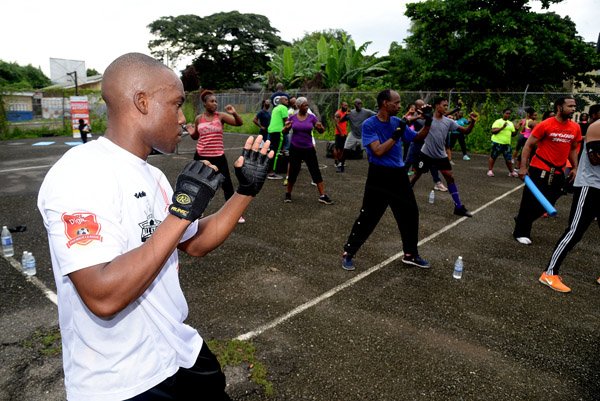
[522, 119, 533, 138]
[195, 114, 224, 157]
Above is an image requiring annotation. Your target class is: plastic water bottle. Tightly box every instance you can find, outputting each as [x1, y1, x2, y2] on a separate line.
[22, 251, 36, 276]
[25, 252, 36, 276]
[2, 226, 14, 257]
[428, 190, 435, 204]
[21, 251, 29, 273]
[453, 256, 463, 279]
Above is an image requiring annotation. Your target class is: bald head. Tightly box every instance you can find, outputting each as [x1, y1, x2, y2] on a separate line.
[102, 52, 174, 111]
[101, 53, 186, 157]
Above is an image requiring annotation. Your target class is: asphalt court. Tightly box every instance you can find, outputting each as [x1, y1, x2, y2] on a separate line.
[1, 134, 599, 400]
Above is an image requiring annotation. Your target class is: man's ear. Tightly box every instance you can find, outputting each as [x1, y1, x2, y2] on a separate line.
[133, 91, 149, 115]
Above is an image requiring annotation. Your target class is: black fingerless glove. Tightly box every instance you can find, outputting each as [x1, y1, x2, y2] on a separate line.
[424, 114, 433, 127]
[392, 119, 407, 141]
[235, 148, 270, 196]
[169, 161, 224, 221]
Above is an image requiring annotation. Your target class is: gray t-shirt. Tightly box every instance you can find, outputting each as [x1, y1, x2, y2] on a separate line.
[422, 116, 459, 159]
[574, 142, 600, 189]
[348, 108, 376, 139]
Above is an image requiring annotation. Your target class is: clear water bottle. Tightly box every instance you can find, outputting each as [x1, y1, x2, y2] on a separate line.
[21, 251, 29, 273]
[2, 226, 14, 257]
[428, 190, 435, 204]
[25, 252, 36, 276]
[453, 256, 463, 279]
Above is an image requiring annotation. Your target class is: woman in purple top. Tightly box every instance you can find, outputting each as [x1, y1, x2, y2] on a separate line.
[282, 97, 333, 204]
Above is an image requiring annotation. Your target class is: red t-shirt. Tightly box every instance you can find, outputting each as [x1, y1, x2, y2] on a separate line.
[335, 109, 348, 136]
[529, 117, 581, 173]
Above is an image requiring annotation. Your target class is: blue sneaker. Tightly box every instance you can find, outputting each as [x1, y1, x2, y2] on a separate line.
[342, 252, 355, 271]
[402, 254, 430, 269]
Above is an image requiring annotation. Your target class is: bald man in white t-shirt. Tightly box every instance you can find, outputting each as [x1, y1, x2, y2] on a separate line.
[38, 53, 272, 401]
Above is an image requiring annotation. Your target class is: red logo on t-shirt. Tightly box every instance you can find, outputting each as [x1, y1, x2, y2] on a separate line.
[62, 212, 103, 248]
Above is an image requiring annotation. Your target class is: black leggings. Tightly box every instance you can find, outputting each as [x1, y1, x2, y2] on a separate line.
[194, 153, 234, 201]
[288, 145, 323, 184]
[344, 163, 419, 257]
[125, 342, 231, 401]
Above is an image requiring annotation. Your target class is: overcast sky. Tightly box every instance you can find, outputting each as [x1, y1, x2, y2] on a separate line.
[2, 0, 598, 79]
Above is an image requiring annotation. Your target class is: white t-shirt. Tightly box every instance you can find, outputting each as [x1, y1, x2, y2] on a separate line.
[37, 137, 201, 401]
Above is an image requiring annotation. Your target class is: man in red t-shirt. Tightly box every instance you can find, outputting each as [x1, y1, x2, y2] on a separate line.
[333, 102, 349, 172]
[513, 96, 582, 244]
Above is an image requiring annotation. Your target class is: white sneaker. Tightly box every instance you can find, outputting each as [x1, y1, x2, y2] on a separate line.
[434, 182, 448, 192]
[462, 155, 471, 161]
[515, 237, 532, 245]
[509, 171, 519, 177]
[487, 170, 495, 177]
[238, 216, 246, 224]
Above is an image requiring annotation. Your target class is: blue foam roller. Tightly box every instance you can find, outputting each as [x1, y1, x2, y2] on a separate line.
[524, 175, 558, 217]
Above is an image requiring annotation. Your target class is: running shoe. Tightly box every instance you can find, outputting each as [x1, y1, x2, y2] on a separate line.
[509, 171, 519, 177]
[596, 276, 600, 285]
[268, 173, 283, 180]
[487, 170, 495, 177]
[402, 254, 430, 269]
[454, 205, 473, 217]
[342, 252, 355, 271]
[284, 193, 292, 203]
[434, 182, 448, 192]
[238, 216, 246, 224]
[311, 181, 317, 186]
[539, 272, 571, 293]
[283, 177, 288, 186]
[515, 237, 532, 245]
[462, 155, 471, 161]
[450, 160, 456, 166]
[318, 194, 333, 205]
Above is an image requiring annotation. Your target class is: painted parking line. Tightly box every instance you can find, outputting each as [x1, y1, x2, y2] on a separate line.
[236, 183, 525, 341]
[32, 141, 56, 146]
[0, 165, 54, 174]
[65, 142, 83, 147]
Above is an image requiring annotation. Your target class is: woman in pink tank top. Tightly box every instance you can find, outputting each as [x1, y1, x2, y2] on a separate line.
[513, 107, 538, 169]
[189, 90, 244, 221]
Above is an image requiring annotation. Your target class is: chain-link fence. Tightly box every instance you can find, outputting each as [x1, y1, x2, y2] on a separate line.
[182, 89, 599, 153]
[200, 90, 600, 122]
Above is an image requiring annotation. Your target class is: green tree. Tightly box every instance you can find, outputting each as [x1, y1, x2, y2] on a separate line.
[0, 60, 51, 90]
[396, 0, 599, 90]
[148, 11, 285, 89]
[266, 31, 388, 90]
[86, 68, 99, 76]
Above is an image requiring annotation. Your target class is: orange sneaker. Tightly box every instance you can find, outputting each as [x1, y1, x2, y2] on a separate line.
[539, 272, 571, 293]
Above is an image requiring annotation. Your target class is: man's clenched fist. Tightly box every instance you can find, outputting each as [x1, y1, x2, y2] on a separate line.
[169, 161, 224, 221]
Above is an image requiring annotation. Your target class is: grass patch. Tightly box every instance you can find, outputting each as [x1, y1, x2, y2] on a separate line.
[21, 326, 62, 357]
[207, 338, 274, 396]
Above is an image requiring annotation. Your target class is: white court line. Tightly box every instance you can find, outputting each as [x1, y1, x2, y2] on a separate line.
[236, 183, 525, 341]
[7, 182, 525, 334]
[0, 164, 54, 174]
[4, 256, 58, 305]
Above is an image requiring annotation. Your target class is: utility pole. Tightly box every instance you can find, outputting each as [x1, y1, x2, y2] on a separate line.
[67, 71, 79, 95]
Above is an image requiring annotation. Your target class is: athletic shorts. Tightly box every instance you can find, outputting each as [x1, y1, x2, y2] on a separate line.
[344, 132, 361, 150]
[334, 134, 347, 150]
[490, 142, 512, 161]
[416, 152, 452, 173]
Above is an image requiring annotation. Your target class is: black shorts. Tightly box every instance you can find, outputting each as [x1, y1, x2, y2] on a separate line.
[334, 135, 346, 150]
[416, 152, 452, 173]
